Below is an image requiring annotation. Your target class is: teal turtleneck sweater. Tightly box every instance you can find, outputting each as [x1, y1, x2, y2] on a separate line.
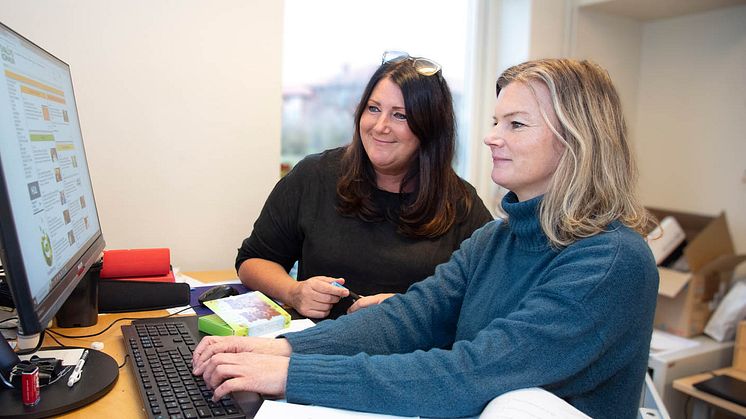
[283, 192, 659, 418]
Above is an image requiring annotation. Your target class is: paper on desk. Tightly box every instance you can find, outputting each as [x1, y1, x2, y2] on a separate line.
[255, 400, 418, 419]
[260, 318, 315, 338]
[19, 348, 84, 366]
[650, 329, 700, 356]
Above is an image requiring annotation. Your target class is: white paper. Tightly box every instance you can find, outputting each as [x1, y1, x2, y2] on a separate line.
[259, 318, 315, 338]
[255, 400, 418, 419]
[19, 348, 84, 366]
[649, 329, 700, 356]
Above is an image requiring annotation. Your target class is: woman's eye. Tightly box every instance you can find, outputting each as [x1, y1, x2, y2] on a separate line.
[510, 121, 526, 129]
[393, 112, 407, 121]
[491, 118, 498, 127]
[367, 105, 380, 113]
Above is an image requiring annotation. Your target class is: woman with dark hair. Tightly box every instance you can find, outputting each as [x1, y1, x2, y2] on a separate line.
[196, 58, 659, 418]
[236, 52, 492, 319]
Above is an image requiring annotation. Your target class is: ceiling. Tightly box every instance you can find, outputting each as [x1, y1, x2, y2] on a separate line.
[579, 0, 746, 21]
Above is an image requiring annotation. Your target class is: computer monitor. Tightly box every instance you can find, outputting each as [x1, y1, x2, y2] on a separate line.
[0, 22, 105, 373]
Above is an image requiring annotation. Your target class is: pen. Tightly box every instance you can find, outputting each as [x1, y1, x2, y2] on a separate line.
[67, 349, 89, 387]
[331, 281, 361, 302]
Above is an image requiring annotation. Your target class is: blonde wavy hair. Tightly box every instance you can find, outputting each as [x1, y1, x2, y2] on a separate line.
[497, 58, 653, 247]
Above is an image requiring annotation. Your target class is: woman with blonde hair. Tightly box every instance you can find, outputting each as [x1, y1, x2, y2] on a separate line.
[193, 59, 659, 419]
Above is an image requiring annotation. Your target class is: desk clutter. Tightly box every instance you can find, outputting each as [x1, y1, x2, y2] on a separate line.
[55, 248, 190, 328]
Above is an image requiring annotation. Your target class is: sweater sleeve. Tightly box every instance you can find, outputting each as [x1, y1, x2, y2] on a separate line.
[282, 221, 496, 357]
[235, 159, 311, 272]
[284, 228, 658, 418]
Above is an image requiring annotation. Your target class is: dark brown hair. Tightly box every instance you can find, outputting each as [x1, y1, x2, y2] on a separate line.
[336, 59, 473, 238]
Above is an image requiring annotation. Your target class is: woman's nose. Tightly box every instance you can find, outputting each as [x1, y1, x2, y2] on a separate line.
[373, 114, 390, 133]
[483, 126, 503, 146]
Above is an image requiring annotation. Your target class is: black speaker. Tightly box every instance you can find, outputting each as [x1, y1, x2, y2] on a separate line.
[55, 262, 101, 327]
[98, 280, 191, 313]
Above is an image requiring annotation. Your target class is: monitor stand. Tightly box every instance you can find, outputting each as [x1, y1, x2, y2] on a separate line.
[0, 344, 118, 419]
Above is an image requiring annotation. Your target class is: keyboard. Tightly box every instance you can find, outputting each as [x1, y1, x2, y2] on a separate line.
[122, 316, 257, 419]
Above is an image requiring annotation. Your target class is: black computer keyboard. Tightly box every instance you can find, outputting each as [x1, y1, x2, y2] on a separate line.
[121, 316, 249, 419]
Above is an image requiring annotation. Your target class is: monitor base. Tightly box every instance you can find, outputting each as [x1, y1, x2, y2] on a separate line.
[0, 346, 118, 419]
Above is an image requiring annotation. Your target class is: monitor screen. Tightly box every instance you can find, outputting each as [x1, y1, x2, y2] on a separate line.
[0, 22, 105, 336]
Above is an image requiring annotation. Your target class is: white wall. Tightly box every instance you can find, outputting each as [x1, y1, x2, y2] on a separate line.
[636, 5, 746, 254]
[1, 0, 284, 271]
[573, 9, 642, 140]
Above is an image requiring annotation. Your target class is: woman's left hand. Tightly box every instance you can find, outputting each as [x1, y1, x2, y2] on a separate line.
[199, 351, 289, 400]
[347, 293, 395, 314]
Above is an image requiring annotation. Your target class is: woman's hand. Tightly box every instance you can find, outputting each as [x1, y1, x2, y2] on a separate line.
[288, 276, 348, 318]
[192, 336, 291, 375]
[347, 293, 395, 314]
[199, 351, 289, 400]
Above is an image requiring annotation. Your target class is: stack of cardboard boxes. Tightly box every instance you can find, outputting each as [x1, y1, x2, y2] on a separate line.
[648, 208, 746, 338]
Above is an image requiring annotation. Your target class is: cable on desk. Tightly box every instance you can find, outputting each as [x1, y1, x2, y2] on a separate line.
[118, 353, 129, 369]
[45, 332, 68, 348]
[46, 305, 197, 339]
[0, 316, 17, 325]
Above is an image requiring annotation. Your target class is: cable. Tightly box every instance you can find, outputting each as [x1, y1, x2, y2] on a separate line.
[45, 332, 68, 348]
[46, 306, 196, 339]
[0, 316, 17, 325]
[15, 330, 45, 355]
[118, 354, 129, 369]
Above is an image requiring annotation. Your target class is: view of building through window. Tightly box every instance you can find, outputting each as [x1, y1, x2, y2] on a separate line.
[281, 0, 471, 176]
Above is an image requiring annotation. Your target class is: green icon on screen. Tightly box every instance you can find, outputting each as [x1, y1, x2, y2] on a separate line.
[41, 230, 53, 266]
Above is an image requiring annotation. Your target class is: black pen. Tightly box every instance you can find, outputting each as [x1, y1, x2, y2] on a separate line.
[331, 282, 361, 302]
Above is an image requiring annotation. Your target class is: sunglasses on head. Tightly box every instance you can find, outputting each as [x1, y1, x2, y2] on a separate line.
[381, 51, 442, 77]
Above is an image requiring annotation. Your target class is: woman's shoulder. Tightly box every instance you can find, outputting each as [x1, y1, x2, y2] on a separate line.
[287, 147, 345, 178]
[562, 221, 657, 278]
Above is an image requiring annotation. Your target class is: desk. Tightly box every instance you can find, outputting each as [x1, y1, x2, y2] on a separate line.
[673, 367, 746, 418]
[51, 270, 236, 418]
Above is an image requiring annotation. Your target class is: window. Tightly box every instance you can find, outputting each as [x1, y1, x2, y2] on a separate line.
[281, 0, 472, 176]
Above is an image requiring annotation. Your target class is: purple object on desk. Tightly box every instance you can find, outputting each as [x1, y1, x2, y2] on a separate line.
[189, 284, 250, 315]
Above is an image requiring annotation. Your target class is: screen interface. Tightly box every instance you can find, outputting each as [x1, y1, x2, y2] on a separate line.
[0, 25, 101, 305]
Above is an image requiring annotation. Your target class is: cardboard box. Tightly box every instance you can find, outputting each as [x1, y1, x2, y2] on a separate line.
[734, 320, 746, 371]
[648, 208, 746, 337]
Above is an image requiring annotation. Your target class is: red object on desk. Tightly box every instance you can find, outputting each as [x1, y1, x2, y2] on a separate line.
[99, 248, 175, 282]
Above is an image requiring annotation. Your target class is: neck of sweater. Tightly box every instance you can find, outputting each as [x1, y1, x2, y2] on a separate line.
[502, 192, 549, 251]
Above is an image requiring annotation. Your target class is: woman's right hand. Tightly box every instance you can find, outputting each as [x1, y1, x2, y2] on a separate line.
[288, 276, 348, 318]
[192, 336, 292, 375]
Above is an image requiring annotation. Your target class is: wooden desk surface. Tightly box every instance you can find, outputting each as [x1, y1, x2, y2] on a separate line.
[672, 367, 746, 417]
[51, 270, 236, 418]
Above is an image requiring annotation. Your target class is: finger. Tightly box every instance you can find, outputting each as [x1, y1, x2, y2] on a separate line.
[193, 337, 221, 373]
[312, 278, 348, 298]
[302, 308, 331, 318]
[347, 300, 361, 313]
[201, 352, 241, 388]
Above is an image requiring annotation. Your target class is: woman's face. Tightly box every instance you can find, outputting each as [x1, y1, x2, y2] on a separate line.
[484, 80, 565, 201]
[359, 77, 420, 189]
